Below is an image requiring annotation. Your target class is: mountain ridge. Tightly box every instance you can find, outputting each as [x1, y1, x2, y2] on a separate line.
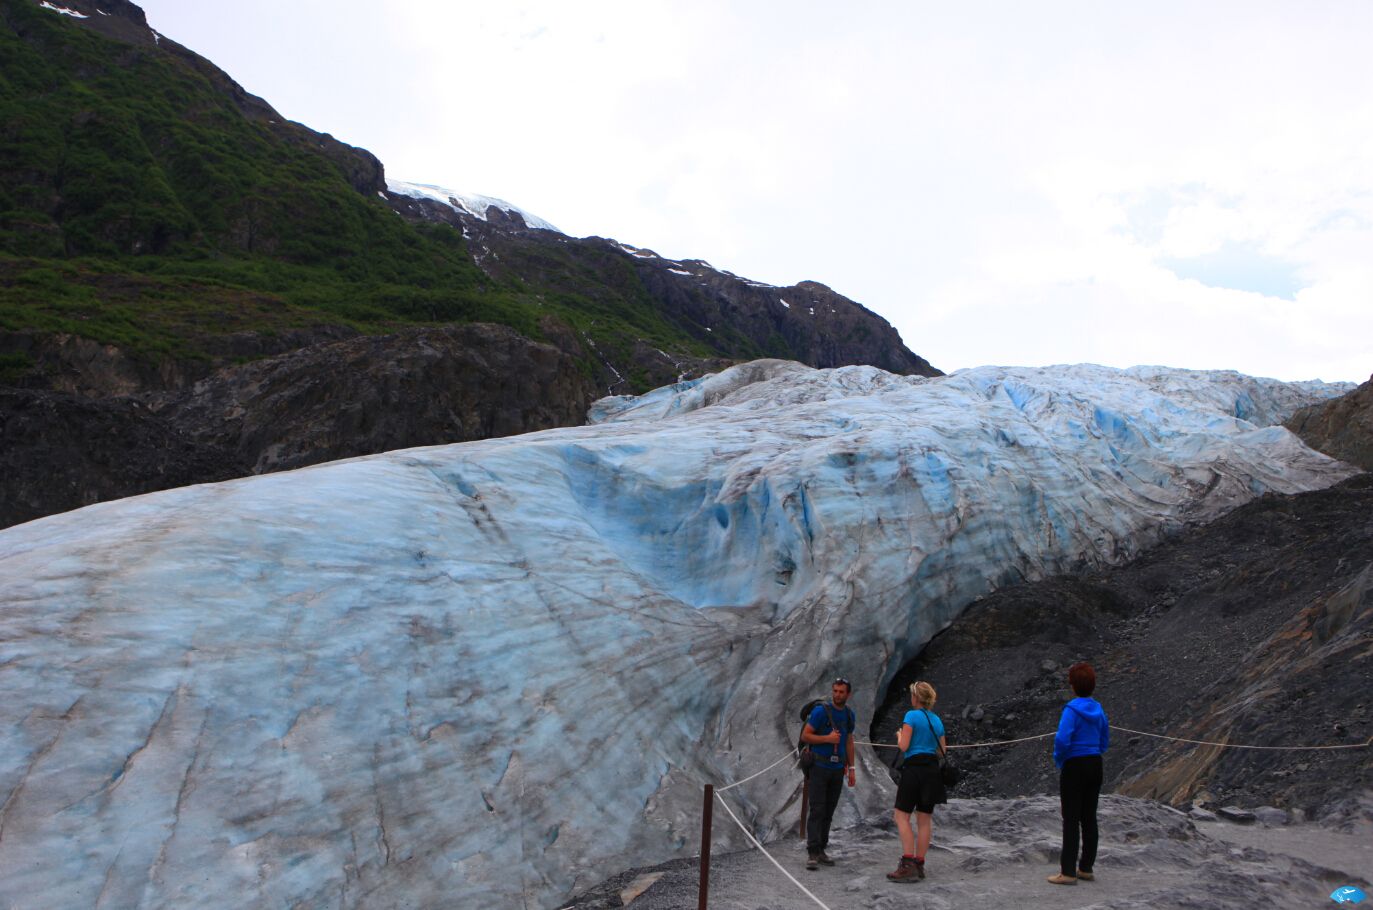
[2, 0, 937, 526]
[1, 0, 936, 392]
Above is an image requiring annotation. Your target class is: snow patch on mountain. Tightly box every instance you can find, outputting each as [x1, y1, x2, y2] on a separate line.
[0, 362, 1356, 909]
[387, 178, 561, 233]
[39, 1, 87, 17]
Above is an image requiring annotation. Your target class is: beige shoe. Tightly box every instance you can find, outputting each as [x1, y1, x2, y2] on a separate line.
[1076, 870, 1095, 881]
[1046, 873, 1078, 885]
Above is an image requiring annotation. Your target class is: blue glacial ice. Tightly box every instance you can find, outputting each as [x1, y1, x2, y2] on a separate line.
[0, 362, 1357, 909]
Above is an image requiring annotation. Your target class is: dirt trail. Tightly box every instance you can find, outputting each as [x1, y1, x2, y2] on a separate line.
[564, 794, 1371, 910]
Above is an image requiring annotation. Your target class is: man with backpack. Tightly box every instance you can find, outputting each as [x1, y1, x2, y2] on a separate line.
[800, 677, 856, 870]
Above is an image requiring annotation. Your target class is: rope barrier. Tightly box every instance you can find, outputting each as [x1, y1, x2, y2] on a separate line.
[1110, 725, 1373, 751]
[712, 788, 834, 910]
[856, 731, 1057, 751]
[717, 748, 800, 792]
[687, 722, 1371, 909]
[851, 724, 1367, 752]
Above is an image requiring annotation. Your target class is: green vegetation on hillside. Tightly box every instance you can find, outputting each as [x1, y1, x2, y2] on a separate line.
[0, 251, 543, 360]
[0, 245, 715, 369]
[0, 1, 713, 389]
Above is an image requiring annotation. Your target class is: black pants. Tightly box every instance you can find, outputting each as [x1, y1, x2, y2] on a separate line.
[1059, 754, 1103, 876]
[805, 765, 845, 854]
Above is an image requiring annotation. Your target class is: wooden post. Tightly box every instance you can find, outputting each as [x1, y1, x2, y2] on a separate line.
[798, 774, 809, 838]
[698, 783, 713, 910]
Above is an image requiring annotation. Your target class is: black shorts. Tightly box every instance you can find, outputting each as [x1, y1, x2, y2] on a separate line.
[894, 754, 946, 814]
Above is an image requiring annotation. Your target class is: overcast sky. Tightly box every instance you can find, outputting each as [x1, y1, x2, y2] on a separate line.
[134, 1, 1371, 382]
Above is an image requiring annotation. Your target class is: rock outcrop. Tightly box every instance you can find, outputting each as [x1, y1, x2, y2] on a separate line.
[1286, 374, 1373, 471]
[0, 326, 359, 398]
[161, 322, 600, 474]
[0, 387, 241, 528]
[0, 324, 598, 528]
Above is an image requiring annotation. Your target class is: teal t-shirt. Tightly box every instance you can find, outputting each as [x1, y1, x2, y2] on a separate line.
[902, 708, 945, 761]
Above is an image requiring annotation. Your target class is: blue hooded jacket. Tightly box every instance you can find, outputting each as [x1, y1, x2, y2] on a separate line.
[1053, 697, 1109, 768]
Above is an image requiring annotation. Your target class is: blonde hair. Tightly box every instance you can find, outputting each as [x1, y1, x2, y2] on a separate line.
[910, 681, 937, 708]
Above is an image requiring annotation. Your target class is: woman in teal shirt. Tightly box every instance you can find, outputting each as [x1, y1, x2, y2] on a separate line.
[887, 681, 947, 883]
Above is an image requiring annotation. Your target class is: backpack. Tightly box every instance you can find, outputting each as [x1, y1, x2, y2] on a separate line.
[797, 699, 824, 773]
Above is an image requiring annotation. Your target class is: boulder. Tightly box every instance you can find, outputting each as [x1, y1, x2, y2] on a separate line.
[1217, 806, 1258, 823]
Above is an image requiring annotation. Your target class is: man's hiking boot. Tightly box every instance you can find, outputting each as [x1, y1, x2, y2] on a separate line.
[805, 854, 820, 871]
[816, 851, 835, 866]
[886, 857, 921, 883]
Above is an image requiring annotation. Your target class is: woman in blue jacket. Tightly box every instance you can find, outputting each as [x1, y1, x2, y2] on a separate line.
[1047, 662, 1109, 885]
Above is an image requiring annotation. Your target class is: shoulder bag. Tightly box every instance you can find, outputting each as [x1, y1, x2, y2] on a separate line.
[922, 709, 961, 788]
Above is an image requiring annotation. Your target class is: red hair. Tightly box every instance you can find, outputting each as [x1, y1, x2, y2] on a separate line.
[1068, 662, 1096, 697]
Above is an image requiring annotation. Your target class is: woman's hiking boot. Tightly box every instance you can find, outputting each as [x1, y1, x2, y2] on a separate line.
[1046, 873, 1078, 885]
[1076, 869, 1095, 881]
[816, 851, 835, 866]
[805, 854, 820, 871]
[915, 858, 926, 879]
[886, 857, 921, 883]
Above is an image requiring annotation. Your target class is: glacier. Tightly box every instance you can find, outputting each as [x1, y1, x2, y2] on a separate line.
[0, 362, 1358, 909]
